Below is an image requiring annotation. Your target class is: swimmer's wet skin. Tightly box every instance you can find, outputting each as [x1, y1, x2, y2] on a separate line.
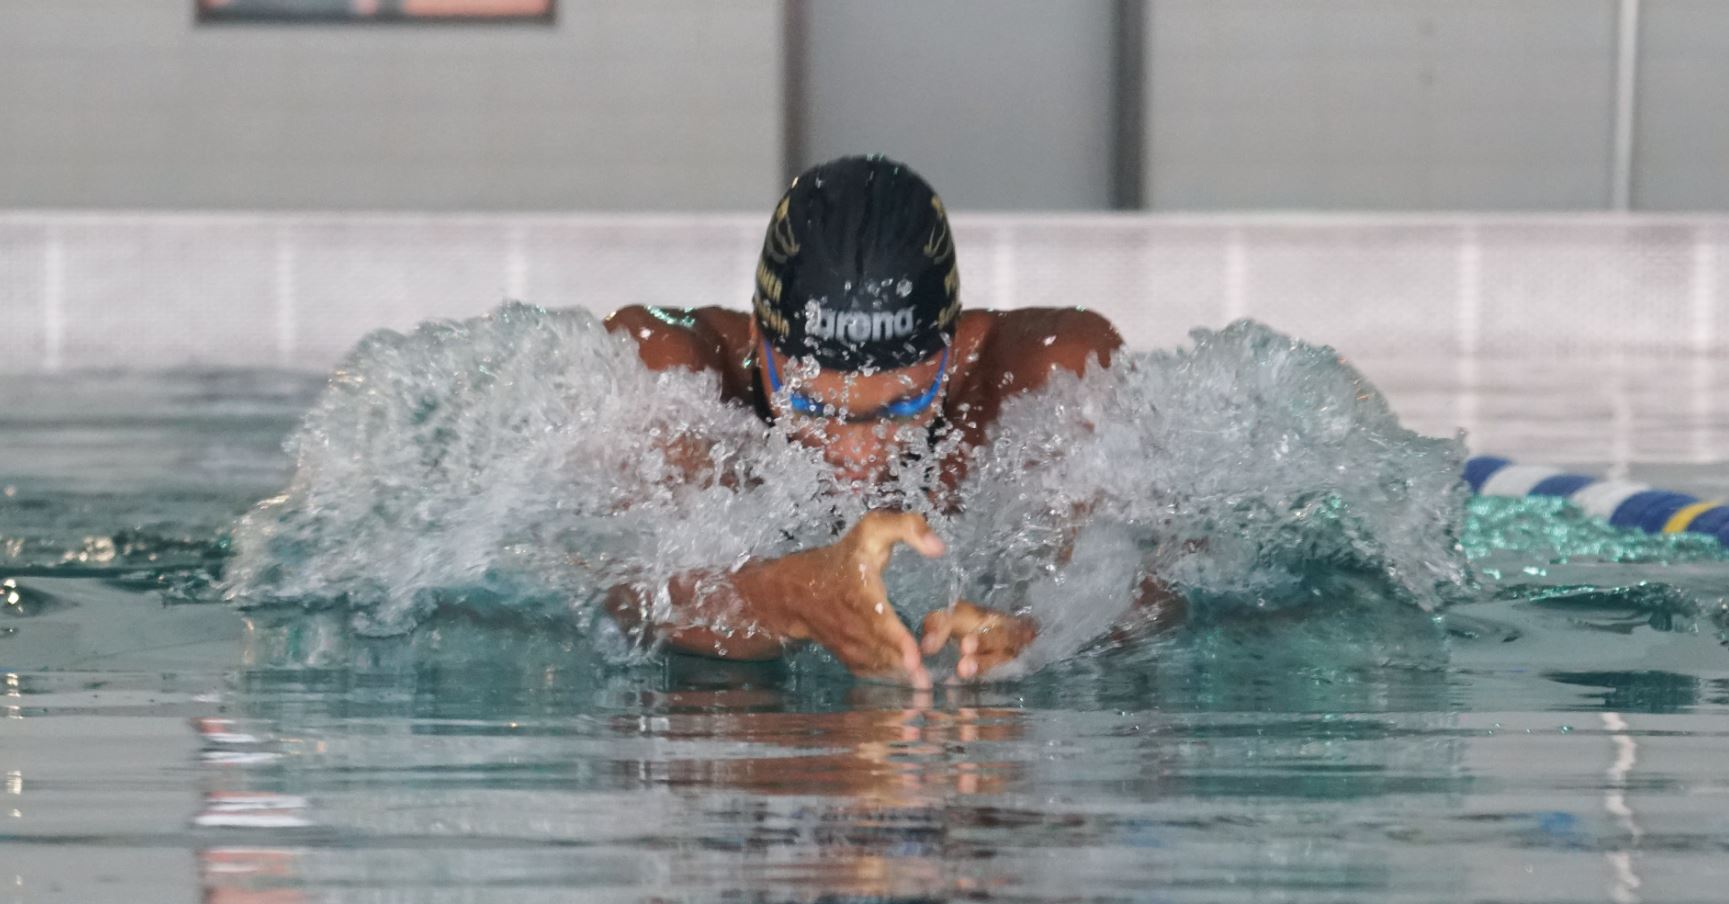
[602, 155, 1166, 685]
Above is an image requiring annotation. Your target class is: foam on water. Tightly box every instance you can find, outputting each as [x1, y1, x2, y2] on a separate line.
[1463, 494, 1729, 565]
[224, 304, 1475, 675]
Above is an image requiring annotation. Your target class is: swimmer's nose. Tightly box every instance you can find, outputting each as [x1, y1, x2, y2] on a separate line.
[805, 423, 898, 483]
[829, 456, 888, 485]
[825, 444, 891, 483]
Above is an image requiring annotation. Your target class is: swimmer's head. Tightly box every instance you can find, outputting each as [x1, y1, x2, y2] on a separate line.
[752, 155, 960, 374]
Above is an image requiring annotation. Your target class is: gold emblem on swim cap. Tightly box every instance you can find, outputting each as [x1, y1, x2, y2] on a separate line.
[923, 195, 953, 263]
[763, 196, 801, 264]
[752, 290, 789, 337]
[936, 295, 961, 330]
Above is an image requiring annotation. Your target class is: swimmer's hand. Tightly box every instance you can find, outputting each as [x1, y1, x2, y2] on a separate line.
[733, 509, 943, 689]
[920, 601, 1038, 681]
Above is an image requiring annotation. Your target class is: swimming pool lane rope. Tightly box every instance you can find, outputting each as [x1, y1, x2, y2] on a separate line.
[1464, 456, 1729, 548]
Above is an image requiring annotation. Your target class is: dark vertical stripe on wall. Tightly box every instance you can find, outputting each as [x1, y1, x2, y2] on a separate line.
[1111, 0, 1146, 210]
[781, 0, 809, 186]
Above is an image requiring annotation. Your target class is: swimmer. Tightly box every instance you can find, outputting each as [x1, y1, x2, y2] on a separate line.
[604, 155, 1165, 686]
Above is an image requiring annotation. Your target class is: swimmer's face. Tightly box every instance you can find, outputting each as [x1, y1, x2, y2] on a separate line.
[757, 338, 947, 485]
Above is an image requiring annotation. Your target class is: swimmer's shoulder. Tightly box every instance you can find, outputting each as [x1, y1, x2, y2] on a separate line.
[603, 305, 752, 381]
[951, 307, 1122, 405]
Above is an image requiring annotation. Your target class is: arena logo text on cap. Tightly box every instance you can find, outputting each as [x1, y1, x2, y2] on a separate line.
[804, 304, 918, 345]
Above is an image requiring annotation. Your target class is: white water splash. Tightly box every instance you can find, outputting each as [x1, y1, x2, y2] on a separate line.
[225, 304, 1471, 674]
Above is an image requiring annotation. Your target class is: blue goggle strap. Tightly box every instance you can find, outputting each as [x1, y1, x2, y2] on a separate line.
[762, 338, 947, 420]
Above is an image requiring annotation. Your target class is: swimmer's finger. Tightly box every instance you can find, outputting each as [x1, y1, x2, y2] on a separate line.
[923, 601, 1016, 658]
[921, 601, 988, 658]
[948, 601, 1036, 681]
[902, 634, 931, 689]
[851, 643, 929, 689]
[944, 600, 994, 634]
[850, 510, 945, 565]
[878, 610, 931, 689]
[952, 602, 1036, 648]
[972, 614, 1037, 656]
[958, 648, 1022, 681]
[831, 631, 922, 688]
[841, 594, 929, 689]
[919, 609, 953, 655]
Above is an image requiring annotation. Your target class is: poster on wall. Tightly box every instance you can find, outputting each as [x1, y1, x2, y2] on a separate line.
[198, 0, 553, 24]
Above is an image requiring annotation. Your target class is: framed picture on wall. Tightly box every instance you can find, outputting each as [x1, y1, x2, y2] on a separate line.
[197, 0, 554, 24]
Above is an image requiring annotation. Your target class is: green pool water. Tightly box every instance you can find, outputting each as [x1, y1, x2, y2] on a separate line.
[3, 369, 1728, 904]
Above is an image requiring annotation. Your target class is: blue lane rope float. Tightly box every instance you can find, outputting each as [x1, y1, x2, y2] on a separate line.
[1464, 455, 1729, 547]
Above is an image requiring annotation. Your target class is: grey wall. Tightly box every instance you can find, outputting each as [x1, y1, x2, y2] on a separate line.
[1634, 0, 1729, 210]
[0, 0, 783, 210]
[797, 0, 1117, 210]
[1145, 0, 1620, 210]
[4, 0, 1728, 213]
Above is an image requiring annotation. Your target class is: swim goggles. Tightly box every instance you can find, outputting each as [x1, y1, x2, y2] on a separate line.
[760, 336, 948, 422]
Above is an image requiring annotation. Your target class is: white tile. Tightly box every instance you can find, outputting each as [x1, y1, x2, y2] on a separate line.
[0, 224, 49, 372]
[56, 219, 281, 369]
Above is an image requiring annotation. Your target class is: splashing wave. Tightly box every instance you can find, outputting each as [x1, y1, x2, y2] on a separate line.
[225, 304, 1474, 672]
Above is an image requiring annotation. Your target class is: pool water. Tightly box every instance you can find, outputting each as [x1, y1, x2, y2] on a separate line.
[4, 356, 1729, 904]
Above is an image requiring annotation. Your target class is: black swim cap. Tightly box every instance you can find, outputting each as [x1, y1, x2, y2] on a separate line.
[752, 155, 960, 372]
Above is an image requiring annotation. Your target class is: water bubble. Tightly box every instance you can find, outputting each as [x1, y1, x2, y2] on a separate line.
[226, 311, 1469, 679]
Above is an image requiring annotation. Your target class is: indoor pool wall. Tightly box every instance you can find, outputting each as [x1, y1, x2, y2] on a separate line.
[2, 211, 1724, 473]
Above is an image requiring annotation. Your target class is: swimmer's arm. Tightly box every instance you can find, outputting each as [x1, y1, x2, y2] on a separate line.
[604, 555, 880, 664]
[949, 309, 1121, 438]
[605, 572, 790, 661]
[603, 306, 756, 487]
[596, 307, 799, 659]
[1123, 572, 1188, 633]
[982, 308, 1122, 395]
[602, 513, 939, 685]
[1045, 507, 1191, 640]
[603, 305, 733, 372]
[1023, 308, 1123, 381]
[1012, 315, 1190, 635]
